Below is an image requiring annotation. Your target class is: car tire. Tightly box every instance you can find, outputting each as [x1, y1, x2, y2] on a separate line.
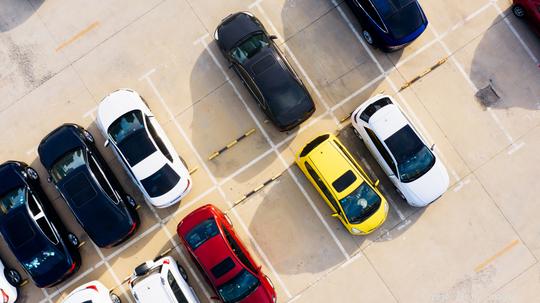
[83, 130, 94, 143]
[67, 233, 79, 247]
[177, 262, 188, 281]
[126, 195, 138, 209]
[5, 268, 22, 287]
[362, 29, 375, 46]
[512, 5, 526, 18]
[110, 293, 122, 303]
[26, 167, 39, 180]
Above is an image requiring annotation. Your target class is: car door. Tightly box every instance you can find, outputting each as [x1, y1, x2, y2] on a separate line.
[363, 127, 400, 186]
[304, 162, 348, 226]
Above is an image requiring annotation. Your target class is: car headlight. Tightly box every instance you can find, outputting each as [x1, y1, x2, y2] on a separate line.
[351, 228, 364, 235]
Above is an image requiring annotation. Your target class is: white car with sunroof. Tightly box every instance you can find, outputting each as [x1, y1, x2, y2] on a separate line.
[62, 281, 120, 303]
[128, 256, 200, 303]
[351, 94, 449, 207]
[96, 89, 192, 208]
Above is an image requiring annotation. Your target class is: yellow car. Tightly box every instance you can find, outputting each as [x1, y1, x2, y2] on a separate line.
[296, 133, 388, 235]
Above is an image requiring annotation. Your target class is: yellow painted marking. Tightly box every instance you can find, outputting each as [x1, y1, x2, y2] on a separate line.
[234, 196, 247, 205]
[208, 152, 220, 160]
[226, 140, 238, 149]
[56, 21, 99, 51]
[253, 184, 265, 192]
[189, 167, 198, 175]
[20, 280, 28, 287]
[245, 128, 256, 136]
[475, 239, 519, 272]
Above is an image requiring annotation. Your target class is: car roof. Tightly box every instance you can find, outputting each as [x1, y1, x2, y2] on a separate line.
[304, 137, 364, 199]
[179, 206, 243, 286]
[133, 272, 173, 302]
[369, 104, 409, 140]
[38, 124, 84, 169]
[217, 12, 262, 51]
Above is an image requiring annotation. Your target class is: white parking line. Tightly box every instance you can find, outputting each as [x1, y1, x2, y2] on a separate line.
[139, 68, 294, 298]
[41, 262, 105, 302]
[492, 2, 539, 64]
[91, 242, 134, 303]
[427, 24, 525, 156]
[194, 35, 351, 265]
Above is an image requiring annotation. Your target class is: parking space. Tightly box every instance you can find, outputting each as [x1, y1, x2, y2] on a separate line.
[1, 0, 540, 302]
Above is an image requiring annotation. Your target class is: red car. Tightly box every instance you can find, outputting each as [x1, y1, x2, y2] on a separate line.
[177, 205, 277, 303]
[512, 0, 540, 36]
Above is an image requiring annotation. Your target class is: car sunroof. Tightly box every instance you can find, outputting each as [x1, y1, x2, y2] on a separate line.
[211, 257, 235, 279]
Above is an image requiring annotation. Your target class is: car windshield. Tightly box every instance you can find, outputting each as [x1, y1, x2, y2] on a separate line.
[384, 125, 435, 183]
[50, 149, 85, 183]
[140, 164, 180, 198]
[218, 269, 260, 303]
[185, 219, 219, 250]
[108, 111, 157, 166]
[0, 187, 26, 215]
[339, 182, 381, 224]
[230, 33, 269, 64]
[376, 0, 424, 39]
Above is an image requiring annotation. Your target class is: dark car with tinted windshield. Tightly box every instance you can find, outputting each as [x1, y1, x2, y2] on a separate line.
[38, 124, 139, 248]
[214, 12, 315, 131]
[345, 0, 428, 51]
[0, 161, 81, 288]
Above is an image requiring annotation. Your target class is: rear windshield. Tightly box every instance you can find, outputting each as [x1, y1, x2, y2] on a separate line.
[185, 218, 219, 250]
[0, 187, 26, 215]
[140, 164, 180, 198]
[50, 149, 85, 183]
[332, 170, 357, 193]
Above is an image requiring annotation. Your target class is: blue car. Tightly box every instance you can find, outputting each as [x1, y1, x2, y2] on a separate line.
[345, 0, 428, 51]
[0, 161, 81, 288]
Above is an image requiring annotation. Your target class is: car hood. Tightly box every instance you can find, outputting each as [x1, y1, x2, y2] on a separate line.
[216, 13, 261, 52]
[97, 90, 145, 134]
[400, 159, 449, 207]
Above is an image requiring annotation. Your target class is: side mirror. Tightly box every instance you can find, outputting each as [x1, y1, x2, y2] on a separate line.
[269, 35, 278, 40]
[331, 213, 340, 218]
[374, 179, 380, 187]
[104, 140, 110, 147]
[430, 144, 435, 151]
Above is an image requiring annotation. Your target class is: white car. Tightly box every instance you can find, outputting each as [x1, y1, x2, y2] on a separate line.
[128, 256, 200, 303]
[351, 94, 449, 207]
[0, 259, 21, 303]
[62, 281, 121, 303]
[97, 89, 192, 208]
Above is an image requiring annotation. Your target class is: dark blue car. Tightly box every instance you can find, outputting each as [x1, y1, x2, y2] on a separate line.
[0, 161, 81, 288]
[38, 124, 139, 248]
[345, 0, 428, 51]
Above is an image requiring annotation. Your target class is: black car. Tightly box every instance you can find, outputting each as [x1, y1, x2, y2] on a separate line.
[38, 124, 140, 248]
[345, 0, 428, 51]
[214, 12, 315, 131]
[0, 161, 81, 288]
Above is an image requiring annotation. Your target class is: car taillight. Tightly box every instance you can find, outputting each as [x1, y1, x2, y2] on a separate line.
[67, 262, 77, 275]
[163, 259, 170, 265]
[1, 289, 9, 303]
[128, 222, 137, 235]
[185, 179, 191, 191]
[86, 285, 98, 292]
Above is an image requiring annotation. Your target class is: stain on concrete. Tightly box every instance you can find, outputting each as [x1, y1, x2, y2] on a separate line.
[431, 265, 496, 303]
[4, 36, 54, 88]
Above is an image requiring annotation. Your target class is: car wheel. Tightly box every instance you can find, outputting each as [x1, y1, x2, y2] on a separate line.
[512, 5, 526, 18]
[26, 167, 39, 180]
[67, 233, 79, 247]
[352, 127, 362, 140]
[177, 262, 188, 281]
[110, 293, 122, 303]
[5, 268, 22, 287]
[83, 130, 94, 143]
[362, 29, 374, 45]
[126, 195, 137, 209]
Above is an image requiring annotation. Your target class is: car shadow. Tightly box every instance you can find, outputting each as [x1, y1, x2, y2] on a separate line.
[0, 0, 44, 32]
[469, 7, 540, 111]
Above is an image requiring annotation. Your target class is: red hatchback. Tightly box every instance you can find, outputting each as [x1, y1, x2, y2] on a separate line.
[513, 0, 540, 36]
[177, 205, 277, 303]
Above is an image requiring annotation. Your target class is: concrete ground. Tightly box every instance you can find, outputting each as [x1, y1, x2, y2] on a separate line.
[1, 0, 539, 302]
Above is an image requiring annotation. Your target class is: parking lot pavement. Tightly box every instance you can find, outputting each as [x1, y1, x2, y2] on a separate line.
[485, 263, 540, 302]
[363, 176, 536, 303]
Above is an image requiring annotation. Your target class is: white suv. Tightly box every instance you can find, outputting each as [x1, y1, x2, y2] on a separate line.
[129, 256, 200, 303]
[351, 95, 449, 207]
[62, 281, 121, 303]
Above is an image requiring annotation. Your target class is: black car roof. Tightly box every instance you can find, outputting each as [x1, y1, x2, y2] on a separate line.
[38, 124, 84, 169]
[217, 12, 262, 51]
[0, 162, 26, 197]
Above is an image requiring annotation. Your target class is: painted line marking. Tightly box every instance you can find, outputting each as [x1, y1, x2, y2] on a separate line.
[475, 239, 520, 272]
[56, 21, 100, 52]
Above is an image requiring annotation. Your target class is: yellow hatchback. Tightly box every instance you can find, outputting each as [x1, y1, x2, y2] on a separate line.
[296, 133, 388, 235]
